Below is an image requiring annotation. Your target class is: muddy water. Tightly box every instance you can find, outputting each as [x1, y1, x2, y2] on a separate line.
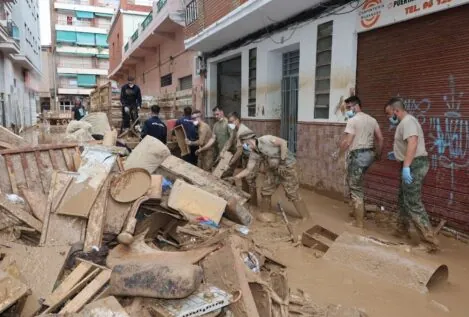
[251, 188, 469, 317]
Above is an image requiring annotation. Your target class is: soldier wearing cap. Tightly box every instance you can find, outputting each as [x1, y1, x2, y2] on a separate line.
[230, 132, 310, 220]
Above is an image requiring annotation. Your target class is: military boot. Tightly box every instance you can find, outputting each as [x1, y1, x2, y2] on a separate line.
[413, 222, 440, 252]
[293, 199, 310, 219]
[353, 200, 365, 228]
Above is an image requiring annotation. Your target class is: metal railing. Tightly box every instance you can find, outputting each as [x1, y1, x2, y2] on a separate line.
[141, 11, 153, 30]
[56, 16, 111, 29]
[157, 0, 167, 12]
[124, 42, 129, 52]
[130, 29, 139, 42]
[57, 61, 108, 70]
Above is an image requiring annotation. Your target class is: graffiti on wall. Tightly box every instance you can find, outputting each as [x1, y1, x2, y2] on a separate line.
[396, 75, 469, 204]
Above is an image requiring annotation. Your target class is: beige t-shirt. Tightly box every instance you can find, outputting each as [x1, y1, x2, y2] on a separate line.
[393, 114, 428, 161]
[344, 112, 378, 151]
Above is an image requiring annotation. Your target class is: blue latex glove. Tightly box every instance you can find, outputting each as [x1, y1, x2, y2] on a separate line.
[402, 167, 413, 184]
[387, 151, 396, 160]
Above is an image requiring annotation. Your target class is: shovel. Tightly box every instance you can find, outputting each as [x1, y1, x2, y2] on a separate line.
[277, 202, 298, 243]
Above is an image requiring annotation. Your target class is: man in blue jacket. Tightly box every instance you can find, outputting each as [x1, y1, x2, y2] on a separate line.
[141, 105, 167, 144]
[176, 106, 197, 165]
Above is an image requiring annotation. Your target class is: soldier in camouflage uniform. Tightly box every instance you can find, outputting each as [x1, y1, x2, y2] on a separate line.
[229, 132, 309, 220]
[340, 96, 383, 228]
[385, 97, 439, 251]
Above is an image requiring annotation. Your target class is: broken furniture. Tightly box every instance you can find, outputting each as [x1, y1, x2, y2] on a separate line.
[301, 225, 338, 252]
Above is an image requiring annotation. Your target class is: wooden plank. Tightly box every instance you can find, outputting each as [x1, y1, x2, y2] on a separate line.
[0, 241, 71, 317]
[83, 177, 110, 252]
[0, 156, 11, 194]
[62, 149, 74, 171]
[212, 151, 233, 178]
[21, 188, 47, 222]
[147, 175, 163, 200]
[40, 267, 101, 315]
[48, 150, 58, 169]
[4, 155, 18, 194]
[59, 269, 112, 314]
[0, 143, 79, 155]
[103, 174, 131, 234]
[55, 180, 102, 219]
[174, 125, 190, 156]
[0, 126, 28, 148]
[34, 151, 48, 194]
[0, 193, 43, 232]
[10, 155, 27, 193]
[52, 149, 68, 170]
[81, 296, 129, 316]
[24, 152, 44, 193]
[0, 269, 29, 314]
[40, 171, 87, 247]
[43, 262, 94, 307]
[19, 153, 30, 190]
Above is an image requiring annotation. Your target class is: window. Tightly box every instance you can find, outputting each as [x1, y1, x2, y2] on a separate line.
[248, 48, 257, 117]
[185, 0, 198, 25]
[314, 21, 333, 119]
[161, 73, 172, 87]
[179, 75, 192, 90]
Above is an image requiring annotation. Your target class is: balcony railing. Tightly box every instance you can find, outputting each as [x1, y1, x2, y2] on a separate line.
[5, 19, 20, 43]
[55, 0, 115, 6]
[124, 42, 129, 52]
[141, 11, 153, 30]
[56, 17, 111, 29]
[156, 0, 167, 12]
[131, 29, 138, 43]
[58, 61, 108, 70]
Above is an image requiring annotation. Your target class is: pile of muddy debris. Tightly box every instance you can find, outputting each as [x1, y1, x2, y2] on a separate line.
[0, 123, 372, 317]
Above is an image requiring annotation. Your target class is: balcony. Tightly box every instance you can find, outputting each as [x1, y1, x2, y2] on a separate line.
[57, 65, 108, 76]
[56, 45, 109, 57]
[56, 16, 111, 31]
[184, 0, 322, 52]
[54, 1, 115, 15]
[0, 19, 20, 54]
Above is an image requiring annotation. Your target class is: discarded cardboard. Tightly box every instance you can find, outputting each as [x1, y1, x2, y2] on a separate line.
[106, 231, 218, 269]
[0, 240, 71, 317]
[110, 168, 151, 203]
[161, 155, 249, 205]
[147, 175, 163, 200]
[212, 151, 233, 178]
[40, 171, 87, 247]
[168, 179, 227, 225]
[83, 177, 111, 252]
[59, 269, 112, 314]
[0, 269, 30, 314]
[0, 144, 81, 195]
[21, 188, 47, 222]
[56, 147, 117, 218]
[124, 136, 171, 174]
[201, 236, 260, 317]
[102, 129, 117, 147]
[174, 125, 190, 157]
[110, 262, 203, 298]
[0, 193, 43, 232]
[80, 296, 129, 317]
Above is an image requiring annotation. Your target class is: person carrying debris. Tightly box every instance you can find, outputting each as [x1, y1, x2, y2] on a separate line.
[141, 105, 167, 144]
[384, 97, 439, 251]
[176, 106, 198, 165]
[229, 132, 310, 220]
[220, 112, 258, 205]
[186, 110, 213, 171]
[120, 76, 142, 131]
[71, 98, 85, 121]
[339, 96, 383, 228]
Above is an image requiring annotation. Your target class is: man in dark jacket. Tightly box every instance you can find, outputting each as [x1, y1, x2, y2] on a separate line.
[141, 105, 167, 144]
[71, 99, 85, 121]
[175, 106, 197, 165]
[120, 76, 142, 130]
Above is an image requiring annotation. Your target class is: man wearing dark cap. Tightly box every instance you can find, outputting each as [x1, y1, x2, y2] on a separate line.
[120, 76, 142, 131]
[230, 132, 310, 221]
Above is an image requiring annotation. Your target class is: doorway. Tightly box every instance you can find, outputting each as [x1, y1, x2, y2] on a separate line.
[217, 56, 241, 116]
[281, 50, 300, 153]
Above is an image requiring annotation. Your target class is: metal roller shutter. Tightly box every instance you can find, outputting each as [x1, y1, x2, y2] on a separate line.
[357, 5, 469, 232]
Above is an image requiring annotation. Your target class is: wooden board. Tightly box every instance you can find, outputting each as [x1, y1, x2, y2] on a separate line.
[0, 126, 28, 148]
[160, 155, 249, 205]
[212, 151, 233, 178]
[83, 178, 110, 252]
[168, 179, 227, 225]
[0, 144, 80, 195]
[40, 171, 87, 247]
[21, 188, 47, 222]
[0, 269, 29, 314]
[43, 262, 94, 307]
[59, 269, 112, 314]
[80, 296, 129, 316]
[0, 240, 70, 317]
[0, 193, 43, 232]
[147, 175, 163, 200]
[174, 125, 190, 156]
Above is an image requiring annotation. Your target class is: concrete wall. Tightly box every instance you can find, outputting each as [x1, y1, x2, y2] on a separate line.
[205, 8, 357, 196]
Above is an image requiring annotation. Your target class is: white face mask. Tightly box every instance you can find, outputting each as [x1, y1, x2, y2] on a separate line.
[128, 83, 134, 88]
[228, 123, 236, 130]
[193, 120, 199, 126]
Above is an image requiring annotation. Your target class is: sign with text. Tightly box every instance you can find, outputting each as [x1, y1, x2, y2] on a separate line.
[358, 0, 469, 32]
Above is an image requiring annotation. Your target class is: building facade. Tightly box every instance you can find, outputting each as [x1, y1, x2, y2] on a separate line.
[0, 0, 42, 129]
[184, 0, 357, 197]
[108, 0, 203, 118]
[49, 0, 118, 111]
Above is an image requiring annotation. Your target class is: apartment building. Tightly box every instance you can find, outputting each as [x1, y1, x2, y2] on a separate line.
[0, 0, 41, 129]
[108, 0, 203, 118]
[49, 0, 118, 111]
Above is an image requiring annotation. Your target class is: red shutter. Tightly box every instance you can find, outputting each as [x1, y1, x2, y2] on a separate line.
[357, 5, 469, 232]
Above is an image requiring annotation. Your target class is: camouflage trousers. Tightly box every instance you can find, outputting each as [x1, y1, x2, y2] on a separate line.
[261, 163, 300, 202]
[397, 157, 434, 239]
[347, 149, 374, 205]
[197, 149, 214, 172]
